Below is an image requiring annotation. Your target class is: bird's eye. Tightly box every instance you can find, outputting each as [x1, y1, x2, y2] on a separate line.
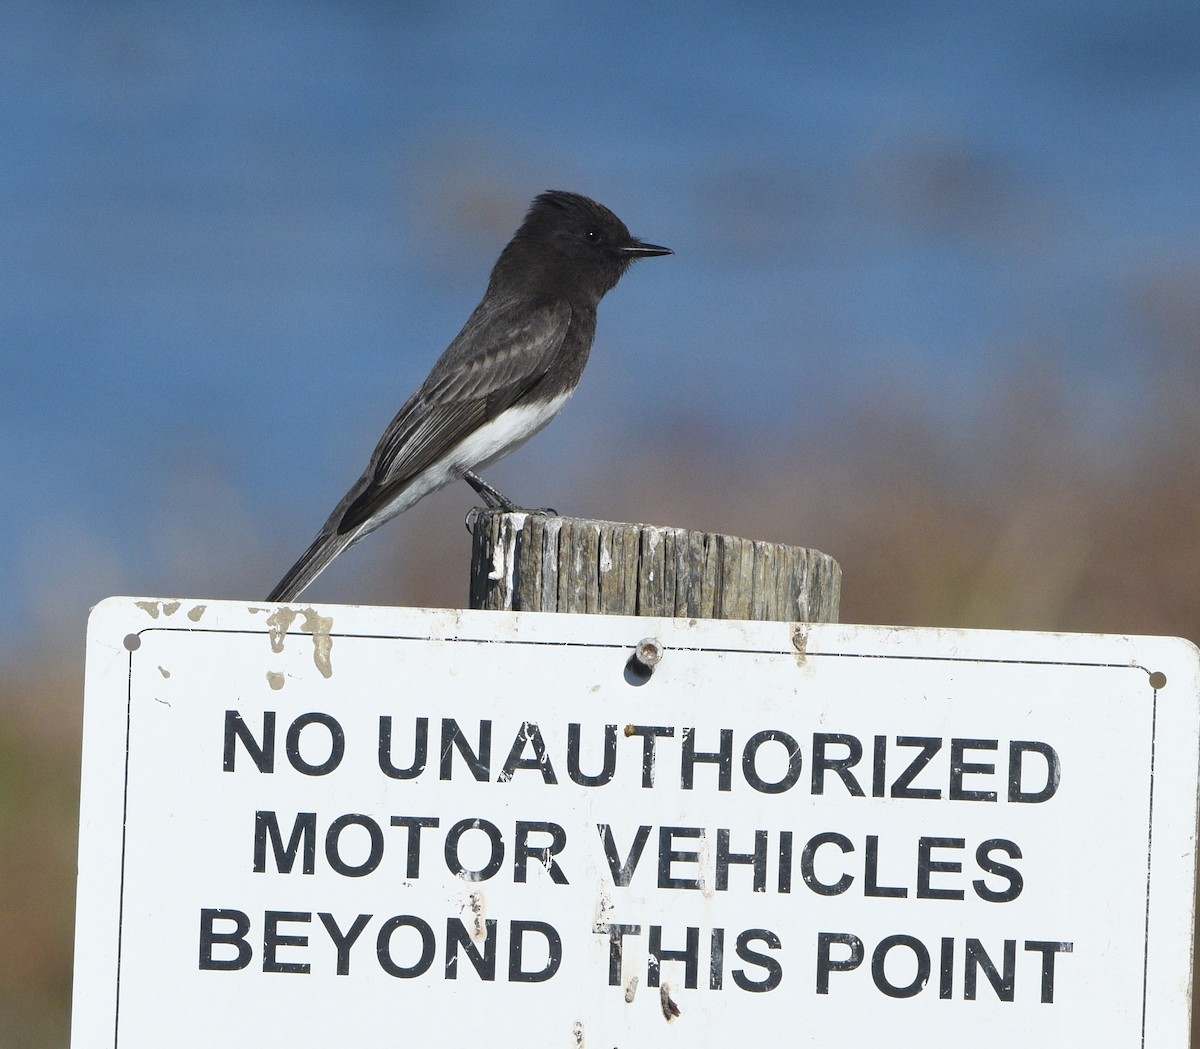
[585, 228, 600, 242]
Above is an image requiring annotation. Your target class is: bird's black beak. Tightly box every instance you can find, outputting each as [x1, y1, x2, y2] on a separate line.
[620, 239, 673, 258]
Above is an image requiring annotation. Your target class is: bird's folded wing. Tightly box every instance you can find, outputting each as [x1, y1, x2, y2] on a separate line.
[335, 298, 571, 534]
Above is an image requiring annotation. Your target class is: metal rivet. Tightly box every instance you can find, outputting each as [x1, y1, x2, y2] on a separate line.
[625, 637, 663, 684]
[635, 638, 663, 668]
[1149, 671, 1167, 690]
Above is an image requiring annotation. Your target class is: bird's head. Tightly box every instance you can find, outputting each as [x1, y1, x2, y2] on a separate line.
[499, 190, 672, 301]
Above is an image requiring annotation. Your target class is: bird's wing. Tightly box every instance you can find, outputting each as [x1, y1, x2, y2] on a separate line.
[335, 297, 571, 534]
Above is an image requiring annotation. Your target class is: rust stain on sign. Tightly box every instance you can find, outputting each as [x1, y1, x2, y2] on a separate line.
[301, 609, 334, 678]
[466, 890, 486, 942]
[264, 607, 298, 653]
[791, 624, 809, 666]
[624, 974, 639, 1003]
[261, 606, 335, 679]
[135, 600, 181, 620]
[659, 982, 681, 1021]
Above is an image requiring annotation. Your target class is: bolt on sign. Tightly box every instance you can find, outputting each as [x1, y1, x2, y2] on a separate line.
[73, 598, 1200, 1047]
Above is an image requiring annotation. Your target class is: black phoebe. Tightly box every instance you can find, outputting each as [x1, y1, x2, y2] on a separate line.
[267, 190, 671, 602]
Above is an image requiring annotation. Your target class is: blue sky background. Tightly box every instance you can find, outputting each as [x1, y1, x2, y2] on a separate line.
[3, 1, 1199, 655]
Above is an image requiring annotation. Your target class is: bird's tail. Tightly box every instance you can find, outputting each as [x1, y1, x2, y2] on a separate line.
[266, 528, 357, 603]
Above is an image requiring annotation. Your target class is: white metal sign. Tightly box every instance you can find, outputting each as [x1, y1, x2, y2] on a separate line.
[74, 598, 1200, 1047]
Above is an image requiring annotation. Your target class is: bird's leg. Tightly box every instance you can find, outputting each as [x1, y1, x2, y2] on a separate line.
[463, 470, 519, 511]
[463, 470, 557, 515]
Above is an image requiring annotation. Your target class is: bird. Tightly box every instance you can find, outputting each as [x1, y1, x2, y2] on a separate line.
[267, 190, 672, 603]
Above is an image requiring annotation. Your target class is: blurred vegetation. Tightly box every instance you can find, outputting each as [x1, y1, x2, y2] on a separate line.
[0, 667, 77, 1049]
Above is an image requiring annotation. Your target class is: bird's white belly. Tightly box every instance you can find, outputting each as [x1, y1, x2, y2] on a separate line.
[451, 390, 573, 472]
[371, 391, 573, 527]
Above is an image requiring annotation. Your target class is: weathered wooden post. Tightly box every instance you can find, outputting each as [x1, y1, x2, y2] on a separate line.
[468, 511, 841, 622]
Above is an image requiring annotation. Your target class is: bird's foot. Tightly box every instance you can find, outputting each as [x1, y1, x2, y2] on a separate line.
[463, 470, 557, 515]
[463, 489, 559, 533]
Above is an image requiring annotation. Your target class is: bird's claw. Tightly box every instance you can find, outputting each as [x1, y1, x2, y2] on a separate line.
[463, 504, 559, 533]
